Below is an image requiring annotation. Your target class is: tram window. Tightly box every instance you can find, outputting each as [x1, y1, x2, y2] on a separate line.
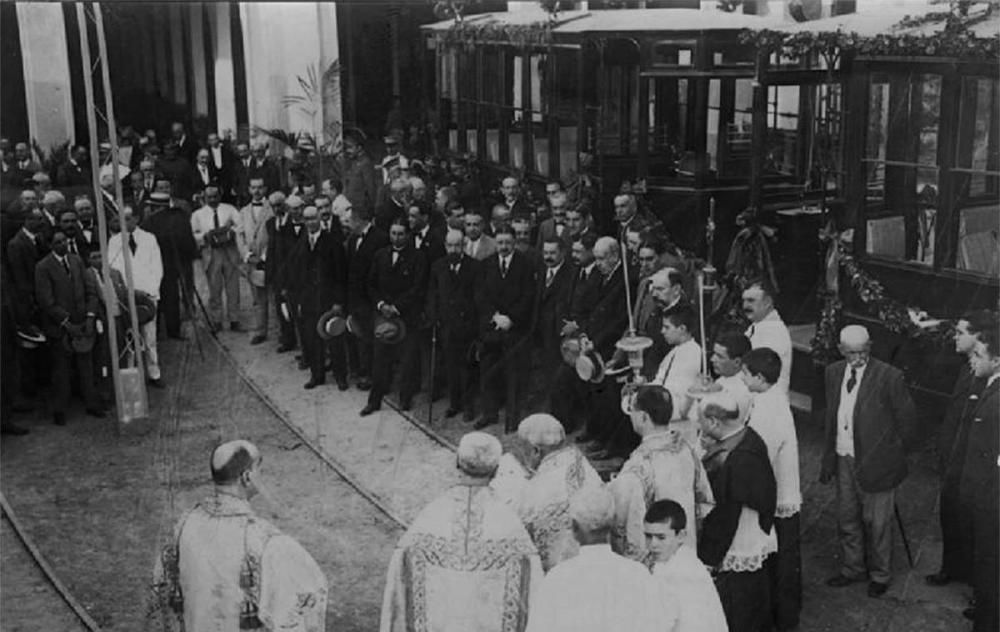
[764, 86, 799, 175]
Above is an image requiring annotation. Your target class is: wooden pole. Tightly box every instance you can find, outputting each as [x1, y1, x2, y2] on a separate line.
[76, 3, 126, 425]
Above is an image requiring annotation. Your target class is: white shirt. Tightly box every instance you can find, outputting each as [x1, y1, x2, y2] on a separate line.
[746, 309, 793, 395]
[747, 386, 802, 518]
[414, 225, 430, 249]
[331, 193, 352, 222]
[836, 362, 867, 457]
[651, 546, 728, 632]
[210, 145, 223, 169]
[526, 544, 666, 632]
[717, 373, 753, 423]
[108, 227, 163, 298]
[197, 163, 210, 184]
[545, 262, 564, 286]
[238, 200, 273, 262]
[654, 338, 703, 419]
[191, 203, 241, 248]
[498, 253, 512, 274]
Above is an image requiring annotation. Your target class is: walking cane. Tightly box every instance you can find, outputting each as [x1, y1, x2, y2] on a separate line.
[894, 503, 914, 567]
[427, 324, 437, 426]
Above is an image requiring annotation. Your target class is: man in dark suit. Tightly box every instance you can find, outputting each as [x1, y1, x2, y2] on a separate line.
[499, 176, 534, 220]
[249, 144, 281, 199]
[578, 237, 630, 360]
[361, 219, 427, 415]
[170, 121, 200, 165]
[376, 178, 410, 233]
[263, 192, 294, 350]
[58, 208, 92, 260]
[535, 190, 571, 250]
[272, 195, 307, 351]
[56, 145, 91, 194]
[960, 328, 1000, 631]
[157, 142, 194, 206]
[284, 205, 348, 390]
[345, 205, 389, 390]
[34, 230, 105, 425]
[7, 208, 46, 332]
[142, 192, 198, 340]
[230, 142, 253, 208]
[820, 325, 917, 598]
[205, 132, 235, 196]
[191, 148, 221, 196]
[426, 229, 480, 420]
[408, 201, 445, 266]
[534, 236, 576, 380]
[474, 225, 537, 432]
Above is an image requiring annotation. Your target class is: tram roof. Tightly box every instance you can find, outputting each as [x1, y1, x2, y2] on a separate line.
[422, 8, 785, 35]
[775, 4, 1000, 39]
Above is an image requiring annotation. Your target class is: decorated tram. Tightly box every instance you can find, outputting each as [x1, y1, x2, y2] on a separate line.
[421, 2, 999, 419]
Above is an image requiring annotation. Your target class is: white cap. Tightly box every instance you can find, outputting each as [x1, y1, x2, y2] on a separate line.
[569, 486, 615, 532]
[517, 414, 565, 448]
[456, 432, 502, 477]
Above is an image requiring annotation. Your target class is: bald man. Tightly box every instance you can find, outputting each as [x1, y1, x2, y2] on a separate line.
[820, 325, 916, 597]
[152, 440, 328, 632]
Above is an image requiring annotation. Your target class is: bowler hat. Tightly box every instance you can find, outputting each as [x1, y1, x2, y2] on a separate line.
[16, 326, 46, 349]
[316, 306, 347, 340]
[149, 192, 171, 206]
[373, 315, 406, 345]
[346, 314, 369, 340]
[575, 348, 606, 383]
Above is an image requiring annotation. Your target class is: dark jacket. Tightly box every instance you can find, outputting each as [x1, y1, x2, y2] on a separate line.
[346, 225, 390, 315]
[6, 229, 44, 326]
[341, 154, 378, 214]
[475, 251, 537, 341]
[34, 252, 98, 338]
[534, 260, 577, 346]
[284, 230, 347, 316]
[273, 221, 306, 291]
[368, 244, 427, 324]
[957, 378, 999, 508]
[426, 255, 480, 342]
[248, 158, 281, 197]
[142, 206, 198, 277]
[568, 264, 603, 326]
[821, 358, 917, 492]
[581, 263, 630, 359]
[413, 225, 446, 269]
[191, 162, 222, 194]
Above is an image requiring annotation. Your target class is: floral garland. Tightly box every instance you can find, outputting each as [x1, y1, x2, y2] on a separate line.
[810, 235, 955, 363]
[437, 17, 554, 51]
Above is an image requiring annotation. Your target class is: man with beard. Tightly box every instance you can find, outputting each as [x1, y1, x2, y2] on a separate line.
[230, 142, 253, 207]
[170, 121, 200, 164]
[361, 219, 426, 415]
[425, 229, 480, 420]
[283, 205, 348, 390]
[475, 225, 537, 431]
[345, 205, 389, 389]
[340, 130, 377, 214]
[192, 148, 220, 197]
[34, 230, 105, 425]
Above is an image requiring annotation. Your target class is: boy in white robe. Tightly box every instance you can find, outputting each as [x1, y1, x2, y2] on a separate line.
[150, 440, 328, 632]
[646, 499, 728, 632]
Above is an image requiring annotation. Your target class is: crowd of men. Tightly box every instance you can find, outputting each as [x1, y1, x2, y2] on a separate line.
[2, 123, 997, 632]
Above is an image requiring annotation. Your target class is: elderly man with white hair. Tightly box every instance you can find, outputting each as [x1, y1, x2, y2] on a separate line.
[108, 205, 164, 385]
[820, 324, 916, 598]
[380, 432, 541, 632]
[151, 440, 328, 632]
[495, 414, 603, 571]
[526, 486, 667, 632]
[40, 190, 65, 239]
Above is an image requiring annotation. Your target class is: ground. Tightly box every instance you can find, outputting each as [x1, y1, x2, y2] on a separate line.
[0, 272, 977, 631]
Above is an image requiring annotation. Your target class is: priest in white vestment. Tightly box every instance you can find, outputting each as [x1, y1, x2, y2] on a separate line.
[612, 385, 714, 560]
[150, 440, 328, 632]
[742, 282, 793, 395]
[380, 432, 542, 632]
[509, 414, 603, 570]
[526, 486, 668, 632]
[645, 499, 729, 632]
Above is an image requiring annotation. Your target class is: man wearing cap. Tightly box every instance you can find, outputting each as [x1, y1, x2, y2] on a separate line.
[743, 280, 793, 395]
[380, 432, 542, 632]
[509, 414, 603, 571]
[345, 205, 389, 389]
[238, 178, 274, 345]
[697, 391, 777, 632]
[361, 218, 426, 415]
[820, 325, 916, 598]
[191, 185, 243, 332]
[340, 131, 377, 215]
[475, 225, 537, 431]
[611, 385, 714, 561]
[109, 206, 165, 387]
[425, 229, 480, 421]
[151, 440, 328, 632]
[281, 205, 348, 390]
[143, 189, 198, 340]
[379, 131, 410, 186]
[526, 486, 665, 632]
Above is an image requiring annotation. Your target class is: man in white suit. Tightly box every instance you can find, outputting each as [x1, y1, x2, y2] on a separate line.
[108, 206, 164, 386]
[191, 185, 242, 332]
[237, 177, 273, 344]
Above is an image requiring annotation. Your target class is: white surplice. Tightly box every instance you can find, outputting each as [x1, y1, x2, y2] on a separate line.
[745, 310, 793, 395]
[380, 482, 542, 632]
[490, 452, 532, 511]
[525, 544, 669, 632]
[515, 446, 603, 571]
[611, 431, 715, 560]
[746, 386, 802, 518]
[151, 493, 328, 632]
[652, 546, 728, 632]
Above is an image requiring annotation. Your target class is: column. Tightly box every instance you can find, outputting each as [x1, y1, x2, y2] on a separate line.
[188, 3, 209, 118]
[210, 2, 237, 135]
[152, 5, 170, 98]
[15, 3, 75, 147]
[169, 4, 187, 107]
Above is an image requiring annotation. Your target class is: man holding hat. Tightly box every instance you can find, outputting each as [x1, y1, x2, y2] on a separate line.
[282, 205, 348, 390]
[509, 413, 603, 571]
[151, 440, 328, 632]
[191, 185, 243, 332]
[380, 432, 541, 632]
[237, 178, 274, 345]
[611, 385, 714, 561]
[361, 218, 426, 415]
[526, 486, 666, 632]
[143, 189, 198, 340]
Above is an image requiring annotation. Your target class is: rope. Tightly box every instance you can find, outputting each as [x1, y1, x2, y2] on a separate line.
[0, 494, 103, 632]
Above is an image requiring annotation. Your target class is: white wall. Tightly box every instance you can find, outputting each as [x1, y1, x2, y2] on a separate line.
[16, 3, 75, 148]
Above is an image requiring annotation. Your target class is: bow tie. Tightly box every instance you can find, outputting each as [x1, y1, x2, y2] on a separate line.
[251, 202, 263, 206]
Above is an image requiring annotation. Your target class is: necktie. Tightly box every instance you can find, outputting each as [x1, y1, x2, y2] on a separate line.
[392, 250, 400, 266]
[846, 367, 858, 393]
[68, 240, 77, 255]
[129, 234, 137, 255]
[579, 268, 588, 282]
[500, 257, 508, 278]
[451, 263, 459, 276]
[748, 324, 756, 338]
[61, 257, 70, 274]
[546, 268, 555, 287]
[415, 235, 423, 249]
[213, 208, 220, 230]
